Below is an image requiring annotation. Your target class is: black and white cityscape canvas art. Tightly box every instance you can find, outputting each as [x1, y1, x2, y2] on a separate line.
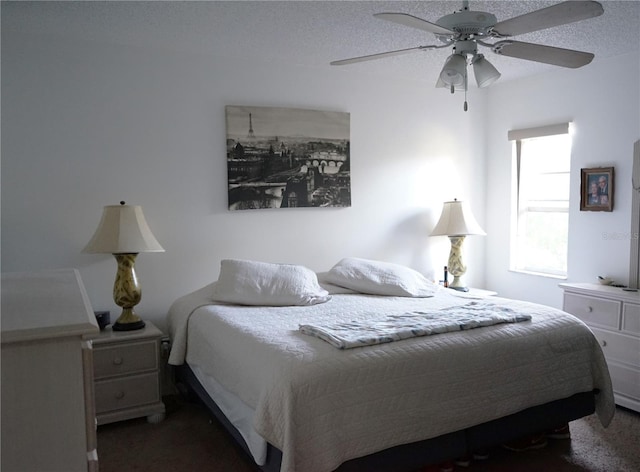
[225, 105, 351, 210]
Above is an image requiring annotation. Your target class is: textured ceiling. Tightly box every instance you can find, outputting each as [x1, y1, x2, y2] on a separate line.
[3, 1, 639, 84]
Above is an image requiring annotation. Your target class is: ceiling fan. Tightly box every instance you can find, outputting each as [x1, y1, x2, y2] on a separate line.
[331, 1, 604, 110]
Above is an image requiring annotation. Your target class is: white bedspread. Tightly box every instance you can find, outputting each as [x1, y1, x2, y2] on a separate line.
[168, 285, 614, 472]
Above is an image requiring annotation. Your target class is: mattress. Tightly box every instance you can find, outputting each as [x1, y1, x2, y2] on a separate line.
[168, 284, 614, 472]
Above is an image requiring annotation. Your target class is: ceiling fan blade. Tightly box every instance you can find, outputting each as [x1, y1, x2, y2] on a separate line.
[330, 46, 433, 66]
[374, 12, 454, 36]
[492, 40, 594, 68]
[492, 1, 604, 37]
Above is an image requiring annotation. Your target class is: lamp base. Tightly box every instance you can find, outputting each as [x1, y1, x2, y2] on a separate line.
[447, 236, 469, 293]
[448, 286, 469, 292]
[112, 306, 145, 331]
[113, 319, 146, 331]
[112, 254, 145, 332]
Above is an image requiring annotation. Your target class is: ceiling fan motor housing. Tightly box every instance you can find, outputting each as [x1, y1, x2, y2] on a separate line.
[435, 10, 497, 39]
[451, 39, 478, 58]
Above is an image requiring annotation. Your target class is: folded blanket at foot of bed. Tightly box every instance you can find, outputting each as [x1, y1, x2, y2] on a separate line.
[299, 301, 532, 349]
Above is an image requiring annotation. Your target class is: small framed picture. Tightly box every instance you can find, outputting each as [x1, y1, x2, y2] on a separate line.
[580, 167, 614, 212]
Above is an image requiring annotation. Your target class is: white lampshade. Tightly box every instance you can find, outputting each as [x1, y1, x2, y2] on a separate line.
[83, 202, 164, 254]
[431, 199, 486, 237]
[435, 76, 466, 91]
[439, 54, 467, 87]
[472, 54, 501, 88]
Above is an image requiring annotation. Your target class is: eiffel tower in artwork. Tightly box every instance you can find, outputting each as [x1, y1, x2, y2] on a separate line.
[247, 113, 255, 139]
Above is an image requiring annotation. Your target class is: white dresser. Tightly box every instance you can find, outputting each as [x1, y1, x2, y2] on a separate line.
[1, 269, 100, 472]
[560, 283, 640, 412]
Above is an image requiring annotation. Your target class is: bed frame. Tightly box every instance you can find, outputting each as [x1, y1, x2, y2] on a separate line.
[175, 364, 597, 472]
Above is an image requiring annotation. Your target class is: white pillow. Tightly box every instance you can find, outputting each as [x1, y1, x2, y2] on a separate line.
[324, 257, 438, 297]
[212, 259, 331, 306]
[316, 272, 359, 294]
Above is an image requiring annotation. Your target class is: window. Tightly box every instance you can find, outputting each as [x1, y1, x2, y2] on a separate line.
[509, 124, 571, 277]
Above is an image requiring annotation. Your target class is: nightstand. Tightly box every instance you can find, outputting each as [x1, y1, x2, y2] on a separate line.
[91, 321, 165, 425]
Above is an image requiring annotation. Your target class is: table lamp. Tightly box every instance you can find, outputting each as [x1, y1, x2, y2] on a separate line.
[430, 199, 485, 292]
[83, 202, 164, 331]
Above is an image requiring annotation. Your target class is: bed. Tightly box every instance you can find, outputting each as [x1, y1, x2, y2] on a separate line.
[167, 258, 614, 472]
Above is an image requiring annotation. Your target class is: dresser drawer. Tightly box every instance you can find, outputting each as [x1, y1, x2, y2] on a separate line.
[608, 362, 640, 400]
[622, 303, 640, 336]
[591, 327, 640, 367]
[95, 372, 160, 414]
[563, 293, 621, 329]
[93, 340, 158, 379]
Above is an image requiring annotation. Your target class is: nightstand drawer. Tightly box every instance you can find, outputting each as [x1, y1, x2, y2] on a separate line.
[93, 340, 158, 379]
[95, 372, 161, 414]
[563, 293, 621, 329]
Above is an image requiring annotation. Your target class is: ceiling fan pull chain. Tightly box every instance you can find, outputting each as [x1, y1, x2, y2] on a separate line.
[464, 66, 468, 112]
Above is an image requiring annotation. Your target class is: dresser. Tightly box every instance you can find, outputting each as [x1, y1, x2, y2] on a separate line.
[1, 269, 100, 472]
[560, 283, 640, 412]
[92, 321, 165, 425]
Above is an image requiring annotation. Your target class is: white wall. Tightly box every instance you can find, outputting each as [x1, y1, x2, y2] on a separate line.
[4, 6, 637, 328]
[484, 51, 640, 308]
[1, 29, 487, 331]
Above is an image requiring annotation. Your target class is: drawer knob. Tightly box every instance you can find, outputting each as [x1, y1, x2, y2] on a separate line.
[585, 306, 593, 313]
[115, 391, 125, 400]
[112, 357, 123, 366]
[600, 340, 607, 347]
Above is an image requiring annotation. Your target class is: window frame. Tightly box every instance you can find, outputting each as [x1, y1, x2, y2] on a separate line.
[509, 123, 571, 278]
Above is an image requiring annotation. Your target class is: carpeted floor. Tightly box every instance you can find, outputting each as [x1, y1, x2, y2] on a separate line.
[97, 396, 640, 472]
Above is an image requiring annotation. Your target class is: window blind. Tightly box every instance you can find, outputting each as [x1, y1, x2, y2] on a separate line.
[508, 123, 569, 141]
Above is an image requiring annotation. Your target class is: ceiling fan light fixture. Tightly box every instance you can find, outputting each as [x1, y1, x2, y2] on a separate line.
[472, 54, 501, 88]
[439, 54, 467, 87]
